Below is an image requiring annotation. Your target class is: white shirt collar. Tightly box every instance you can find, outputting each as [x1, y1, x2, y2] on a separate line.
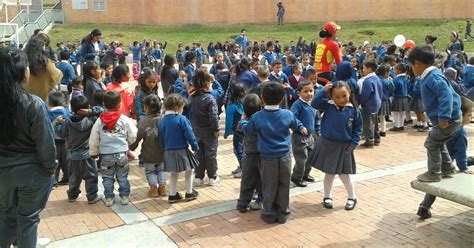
[272, 71, 283, 77]
[164, 111, 180, 116]
[420, 66, 437, 79]
[467, 64, 474, 68]
[264, 105, 280, 110]
[50, 106, 65, 111]
[396, 73, 407, 77]
[301, 98, 311, 105]
[367, 72, 376, 77]
[328, 100, 353, 109]
[61, 60, 69, 63]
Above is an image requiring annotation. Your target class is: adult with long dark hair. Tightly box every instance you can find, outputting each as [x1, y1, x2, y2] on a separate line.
[0, 48, 56, 248]
[24, 33, 63, 101]
[80, 28, 103, 63]
[314, 22, 343, 85]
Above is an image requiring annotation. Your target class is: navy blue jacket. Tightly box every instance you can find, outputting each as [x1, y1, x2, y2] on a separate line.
[357, 73, 382, 114]
[392, 74, 409, 97]
[189, 92, 219, 133]
[56, 61, 76, 86]
[240, 107, 304, 158]
[378, 76, 394, 101]
[291, 98, 320, 134]
[311, 90, 362, 147]
[420, 68, 461, 125]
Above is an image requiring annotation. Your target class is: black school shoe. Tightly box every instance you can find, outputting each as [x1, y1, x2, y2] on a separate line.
[323, 198, 333, 209]
[468, 157, 474, 166]
[236, 205, 248, 213]
[168, 192, 183, 203]
[345, 198, 357, 210]
[302, 175, 315, 182]
[379, 132, 386, 137]
[185, 189, 199, 201]
[291, 177, 307, 187]
[417, 206, 432, 219]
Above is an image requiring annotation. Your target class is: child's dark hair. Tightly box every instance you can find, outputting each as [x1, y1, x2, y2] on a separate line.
[93, 89, 105, 106]
[329, 81, 357, 106]
[103, 90, 121, 110]
[143, 94, 161, 114]
[48, 91, 66, 107]
[82, 61, 99, 82]
[133, 41, 139, 46]
[469, 56, 474, 65]
[297, 80, 313, 92]
[319, 29, 332, 38]
[164, 93, 185, 111]
[384, 55, 397, 64]
[111, 64, 130, 83]
[292, 62, 302, 74]
[286, 55, 297, 65]
[262, 81, 285, 105]
[192, 70, 212, 94]
[394, 63, 407, 73]
[216, 62, 226, 71]
[266, 40, 274, 48]
[70, 95, 89, 113]
[407, 45, 435, 66]
[230, 83, 245, 102]
[139, 67, 157, 90]
[59, 50, 70, 61]
[363, 59, 378, 71]
[100, 62, 111, 71]
[243, 93, 262, 117]
[376, 65, 389, 76]
[251, 57, 260, 65]
[71, 75, 84, 87]
[305, 68, 317, 78]
[164, 54, 175, 66]
[252, 46, 261, 53]
[185, 51, 196, 63]
[241, 28, 246, 33]
[272, 60, 283, 67]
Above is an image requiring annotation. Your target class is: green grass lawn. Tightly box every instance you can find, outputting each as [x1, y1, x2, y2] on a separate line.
[48, 19, 474, 53]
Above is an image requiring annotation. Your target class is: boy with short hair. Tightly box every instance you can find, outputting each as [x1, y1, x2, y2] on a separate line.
[262, 41, 277, 66]
[56, 95, 101, 204]
[89, 91, 138, 207]
[240, 82, 307, 224]
[357, 59, 382, 148]
[408, 45, 462, 182]
[48, 91, 71, 186]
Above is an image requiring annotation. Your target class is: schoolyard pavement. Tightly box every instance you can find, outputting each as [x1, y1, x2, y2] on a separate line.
[40, 120, 474, 247]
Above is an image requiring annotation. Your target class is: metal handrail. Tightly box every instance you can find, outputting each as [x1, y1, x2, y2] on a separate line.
[9, 9, 64, 44]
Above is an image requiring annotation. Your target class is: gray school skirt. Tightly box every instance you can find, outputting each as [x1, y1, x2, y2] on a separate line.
[379, 100, 391, 116]
[410, 97, 425, 113]
[164, 149, 198, 172]
[391, 97, 410, 112]
[308, 137, 356, 175]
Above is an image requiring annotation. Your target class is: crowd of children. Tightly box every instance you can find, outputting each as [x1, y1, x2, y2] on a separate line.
[22, 21, 473, 225]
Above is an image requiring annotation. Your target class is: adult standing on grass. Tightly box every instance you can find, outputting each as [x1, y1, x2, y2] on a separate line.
[277, 2, 285, 26]
[314, 22, 343, 85]
[0, 48, 56, 248]
[80, 29, 103, 64]
[24, 33, 63, 102]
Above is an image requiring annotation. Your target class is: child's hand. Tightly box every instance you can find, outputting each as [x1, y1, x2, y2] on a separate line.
[178, 71, 186, 79]
[323, 83, 333, 92]
[214, 131, 219, 138]
[300, 127, 308, 136]
[55, 116, 65, 123]
[463, 169, 473, 174]
[91, 155, 99, 159]
[282, 83, 290, 89]
[438, 120, 448, 129]
[241, 114, 247, 120]
[346, 144, 356, 152]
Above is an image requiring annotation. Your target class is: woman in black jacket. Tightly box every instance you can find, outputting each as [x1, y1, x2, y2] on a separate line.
[0, 48, 56, 248]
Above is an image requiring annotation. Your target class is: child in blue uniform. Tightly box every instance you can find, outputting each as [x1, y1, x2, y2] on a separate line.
[240, 82, 307, 224]
[309, 81, 362, 210]
[390, 63, 410, 131]
[376, 65, 394, 137]
[290, 81, 320, 187]
[160, 94, 199, 203]
[224, 83, 245, 178]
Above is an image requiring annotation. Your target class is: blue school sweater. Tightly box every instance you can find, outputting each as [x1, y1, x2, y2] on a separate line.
[159, 113, 198, 151]
[269, 72, 289, 84]
[311, 90, 363, 147]
[263, 50, 277, 65]
[420, 67, 461, 125]
[184, 63, 196, 83]
[56, 61, 76, 86]
[464, 65, 474, 89]
[129, 43, 145, 61]
[357, 73, 382, 114]
[378, 76, 394, 101]
[240, 107, 304, 159]
[237, 70, 260, 90]
[282, 65, 293, 77]
[410, 78, 422, 98]
[174, 78, 189, 98]
[392, 74, 409, 97]
[224, 101, 244, 138]
[291, 98, 320, 134]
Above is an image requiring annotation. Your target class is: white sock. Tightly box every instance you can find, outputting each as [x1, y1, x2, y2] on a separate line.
[380, 117, 387, 132]
[169, 172, 179, 196]
[339, 174, 356, 199]
[423, 122, 428, 127]
[324, 174, 336, 198]
[185, 169, 193, 194]
[399, 112, 406, 128]
[417, 121, 422, 126]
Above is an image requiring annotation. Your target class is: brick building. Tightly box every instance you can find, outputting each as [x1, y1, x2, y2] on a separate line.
[61, 0, 474, 25]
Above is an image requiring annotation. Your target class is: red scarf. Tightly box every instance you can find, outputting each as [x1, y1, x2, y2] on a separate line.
[100, 111, 121, 130]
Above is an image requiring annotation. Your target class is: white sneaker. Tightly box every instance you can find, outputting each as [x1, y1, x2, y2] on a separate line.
[105, 197, 114, 207]
[194, 178, 204, 187]
[121, 196, 130, 205]
[37, 237, 51, 248]
[209, 176, 221, 186]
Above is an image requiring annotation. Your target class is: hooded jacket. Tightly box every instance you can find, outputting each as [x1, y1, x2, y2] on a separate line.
[56, 115, 95, 160]
[129, 113, 164, 164]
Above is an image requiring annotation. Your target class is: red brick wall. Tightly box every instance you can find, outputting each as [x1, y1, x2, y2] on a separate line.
[62, 0, 474, 25]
